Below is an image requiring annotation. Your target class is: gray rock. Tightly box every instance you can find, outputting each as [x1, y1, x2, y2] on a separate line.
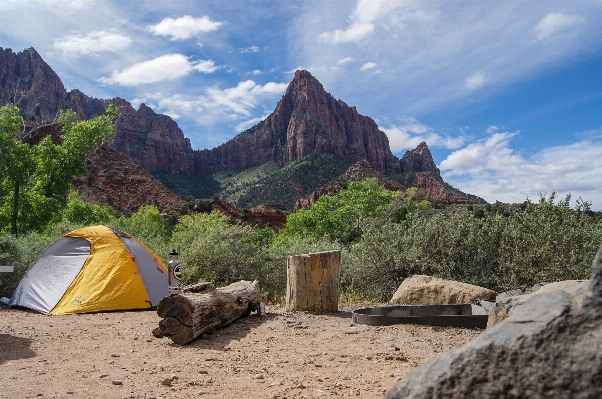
[385, 244, 602, 399]
[495, 282, 549, 301]
[487, 280, 587, 327]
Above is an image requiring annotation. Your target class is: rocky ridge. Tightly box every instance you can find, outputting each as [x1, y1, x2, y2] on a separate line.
[194, 70, 404, 176]
[1, 47, 484, 207]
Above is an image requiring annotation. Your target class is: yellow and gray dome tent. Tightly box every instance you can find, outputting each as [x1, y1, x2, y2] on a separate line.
[9, 225, 168, 315]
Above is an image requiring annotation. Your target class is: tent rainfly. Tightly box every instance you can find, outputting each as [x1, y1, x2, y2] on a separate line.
[10, 225, 168, 315]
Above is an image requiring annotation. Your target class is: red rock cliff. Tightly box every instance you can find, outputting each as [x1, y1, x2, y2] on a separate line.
[194, 70, 402, 176]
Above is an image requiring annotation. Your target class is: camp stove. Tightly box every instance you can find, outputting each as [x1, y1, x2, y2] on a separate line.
[168, 249, 182, 295]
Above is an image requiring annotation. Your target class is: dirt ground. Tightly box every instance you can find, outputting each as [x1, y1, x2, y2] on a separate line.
[0, 304, 482, 399]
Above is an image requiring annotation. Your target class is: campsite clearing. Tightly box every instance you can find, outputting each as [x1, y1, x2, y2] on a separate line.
[0, 304, 481, 399]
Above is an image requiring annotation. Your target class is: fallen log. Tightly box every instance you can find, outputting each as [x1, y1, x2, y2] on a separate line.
[153, 280, 260, 345]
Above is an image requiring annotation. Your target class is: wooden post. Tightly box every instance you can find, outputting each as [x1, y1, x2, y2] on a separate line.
[286, 250, 340, 312]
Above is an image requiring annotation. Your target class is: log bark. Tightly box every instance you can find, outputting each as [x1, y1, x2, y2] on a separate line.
[286, 250, 340, 312]
[153, 280, 260, 345]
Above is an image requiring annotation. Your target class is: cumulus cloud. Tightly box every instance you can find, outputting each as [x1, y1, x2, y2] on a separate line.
[463, 72, 489, 90]
[148, 15, 222, 40]
[319, 0, 404, 43]
[337, 57, 354, 65]
[235, 114, 270, 132]
[193, 60, 219, 73]
[382, 117, 468, 153]
[240, 46, 260, 53]
[441, 132, 522, 175]
[133, 80, 287, 132]
[440, 132, 602, 207]
[99, 54, 218, 86]
[535, 12, 582, 40]
[53, 30, 131, 56]
[359, 62, 377, 71]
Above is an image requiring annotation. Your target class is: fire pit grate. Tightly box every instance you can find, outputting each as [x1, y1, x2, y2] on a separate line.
[352, 304, 488, 329]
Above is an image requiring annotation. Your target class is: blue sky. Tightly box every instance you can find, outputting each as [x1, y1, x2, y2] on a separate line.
[1, 0, 602, 209]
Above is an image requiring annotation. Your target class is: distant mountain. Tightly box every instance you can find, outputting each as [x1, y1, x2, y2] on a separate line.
[71, 145, 182, 217]
[0, 47, 194, 174]
[0, 46, 486, 210]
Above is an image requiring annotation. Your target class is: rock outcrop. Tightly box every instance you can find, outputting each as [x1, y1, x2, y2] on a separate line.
[390, 275, 497, 305]
[193, 70, 402, 176]
[385, 245, 602, 399]
[1, 47, 486, 207]
[487, 280, 587, 327]
[0, 47, 194, 175]
[111, 101, 194, 173]
[400, 142, 440, 176]
[211, 201, 288, 228]
[72, 145, 182, 217]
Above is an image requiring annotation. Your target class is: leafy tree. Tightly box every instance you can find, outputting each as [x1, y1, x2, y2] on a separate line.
[285, 178, 400, 244]
[113, 205, 167, 240]
[392, 186, 433, 222]
[0, 104, 35, 235]
[63, 191, 115, 225]
[0, 104, 116, 235]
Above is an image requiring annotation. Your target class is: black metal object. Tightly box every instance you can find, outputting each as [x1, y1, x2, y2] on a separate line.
[352, 304, 488, 329]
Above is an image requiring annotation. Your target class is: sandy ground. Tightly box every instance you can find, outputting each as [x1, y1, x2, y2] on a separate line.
[0, 304, 482, 399]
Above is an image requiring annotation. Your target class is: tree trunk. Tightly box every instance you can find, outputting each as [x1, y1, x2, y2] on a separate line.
[153, 280, 260, 345]
[11, 183, 19, 236]
[286, 250, 340, 312]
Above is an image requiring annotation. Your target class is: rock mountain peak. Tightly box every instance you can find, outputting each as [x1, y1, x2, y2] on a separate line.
[0, 48, 478, 207]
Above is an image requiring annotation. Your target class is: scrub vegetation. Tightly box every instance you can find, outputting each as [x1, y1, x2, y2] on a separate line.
[1, 105, 601, 302]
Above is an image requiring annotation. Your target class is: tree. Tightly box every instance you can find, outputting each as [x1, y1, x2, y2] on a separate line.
[392, 186, 433, 222]
[63, 191, 115, 226]
[0, 104, 116, 235]
[285, 178, 401, 245]
[0, 105, 35, 235]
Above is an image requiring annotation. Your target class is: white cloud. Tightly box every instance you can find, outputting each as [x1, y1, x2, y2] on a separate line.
[147, 15, 222, 41]
[193, 60, 218, 73]
[248, 70, 263, 75]
[440, 132, 602, 208]
[319, 0, 404, 43]
[337, 57, 354, 65]
[535, 12, 582, 40]
[53, 30, 131, 56]
[235, 114, 269, 132]
[359, 62, 377, 71]
[441, 132, 521, 175]
[240, 46, 260, 53]
[382, 117, 468, 153]
[99, 54, 218, 86]
[293, 2, 602, 118]
[133, 80, 288, 133]
[463, 72, 488, 90]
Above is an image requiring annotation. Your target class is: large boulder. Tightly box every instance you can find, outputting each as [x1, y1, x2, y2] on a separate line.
[385, 245, 602, 399]
[487, 280, 587, 327]
[390, 275, 497, 305]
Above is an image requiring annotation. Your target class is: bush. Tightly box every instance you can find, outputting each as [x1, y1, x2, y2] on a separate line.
[170, 211, 262, 286]
[63, 191, 115, 225]
[345, 193, 602, 301]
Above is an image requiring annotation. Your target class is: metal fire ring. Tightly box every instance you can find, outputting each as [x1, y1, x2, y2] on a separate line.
[352, 304, 488, 329]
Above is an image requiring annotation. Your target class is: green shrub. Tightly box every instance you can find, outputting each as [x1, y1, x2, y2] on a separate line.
[63, 191, 115, 225]
[170, 211, 263, 286]
[345, 193, 602, 301]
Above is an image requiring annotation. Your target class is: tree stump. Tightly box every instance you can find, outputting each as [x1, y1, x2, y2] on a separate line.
[286, 250, 340, 312]
[153, 280, 260, 345]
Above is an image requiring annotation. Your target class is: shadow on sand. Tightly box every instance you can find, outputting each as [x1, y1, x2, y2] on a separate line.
[0, 333, 36, 364]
